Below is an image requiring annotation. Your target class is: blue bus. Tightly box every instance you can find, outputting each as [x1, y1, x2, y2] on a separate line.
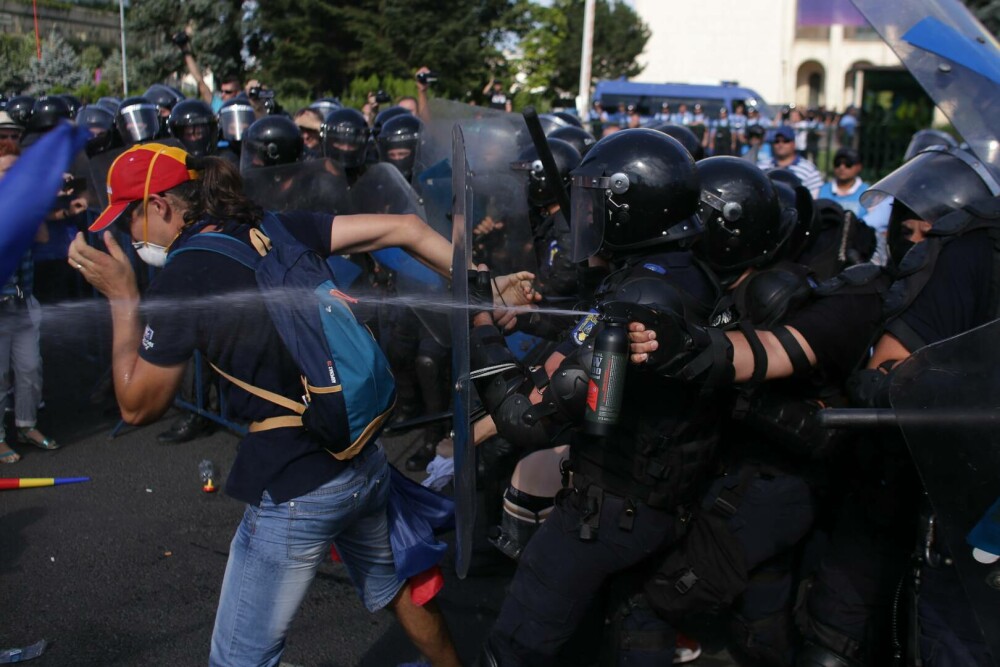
[593, 79, 776, 125]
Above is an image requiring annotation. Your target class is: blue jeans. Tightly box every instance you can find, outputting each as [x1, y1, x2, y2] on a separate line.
[209, 443, 402, 667]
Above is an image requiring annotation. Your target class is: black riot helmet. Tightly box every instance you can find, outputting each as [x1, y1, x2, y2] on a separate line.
[168, 99, 218, 157]
[240, 115, 303, 171]
[552, 111, 583, 129]
[309, 97, 342, 119]
[115, 96, 159, 145]
[57, 94, 82, 119]
[861, 146, 1000, 262]
[76, 104, 119, 156]
[650, 123, 705, 160]
[538, 113, 572, 136]
[143, 84, 183, 112]
[695, 156, 795, 281]
[548, 126, 597, 158]
[218, 97, 256, 150]
[377, 113, 421, 181]
[768, 168, 815, 259]
[372, 105, 410, 139]
[569, 128, 701, 261]
[26, 95, 72, 133]
[903, 128, 959, 163]
[321, 108, 370, 169]
[861, 146, 1000, 226]
[511, 138, 581, 209]
[6, 95, 35, 127]
[96, 97, 122, 114]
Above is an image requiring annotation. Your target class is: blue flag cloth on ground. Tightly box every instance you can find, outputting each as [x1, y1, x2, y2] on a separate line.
[0, 122, 91, 285]
[387, 465, 455, 581]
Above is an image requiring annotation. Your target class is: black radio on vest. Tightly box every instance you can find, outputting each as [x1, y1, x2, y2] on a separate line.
[584, 320, 629, 436]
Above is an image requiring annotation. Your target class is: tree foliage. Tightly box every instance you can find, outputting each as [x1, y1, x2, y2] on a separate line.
[962, 0, 1000, 36]
[251, 0, 516, 102]
[27, 30, 89, 95]
[0, 33, 35, 93]
[126, 0, 243, 91]
[515, 0, 650, 97]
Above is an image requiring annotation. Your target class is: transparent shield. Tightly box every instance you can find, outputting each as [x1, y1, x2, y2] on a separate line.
[890, 318, 1000, 663]
[450, 123, 475, 579]
[87, 146, 126, 209]
[241, 160, 351, 216]
[849, 0, 1000, 180]
[350, 162, 451, 346]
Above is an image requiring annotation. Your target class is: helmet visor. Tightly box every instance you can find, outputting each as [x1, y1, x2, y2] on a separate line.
[569, 169, 610, 262]
[219, 105, 255, 142]
[323, 125, 368, 169]
[117, 104, 158, 144]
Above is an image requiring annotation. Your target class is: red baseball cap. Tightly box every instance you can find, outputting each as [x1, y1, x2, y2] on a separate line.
[89, 143, 199, 232]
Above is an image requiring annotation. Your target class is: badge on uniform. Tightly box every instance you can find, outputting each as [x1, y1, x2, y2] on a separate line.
[572, 310, 600, 346]
[548, 239, 560, 267]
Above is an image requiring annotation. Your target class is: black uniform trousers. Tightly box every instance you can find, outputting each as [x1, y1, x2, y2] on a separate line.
[485, 485, 677, 667]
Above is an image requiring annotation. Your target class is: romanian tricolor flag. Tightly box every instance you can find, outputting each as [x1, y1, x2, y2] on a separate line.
[0, 477, 90, 490]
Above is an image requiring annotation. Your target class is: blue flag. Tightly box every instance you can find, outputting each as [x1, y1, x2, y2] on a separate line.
[0, 122, 91, 285]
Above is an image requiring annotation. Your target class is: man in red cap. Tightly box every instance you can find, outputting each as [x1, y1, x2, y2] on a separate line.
[65, 142, 484, 665]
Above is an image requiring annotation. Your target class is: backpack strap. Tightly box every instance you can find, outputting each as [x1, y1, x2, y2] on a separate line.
[208, 362, 307, 433]
[167, 231, 265, 268]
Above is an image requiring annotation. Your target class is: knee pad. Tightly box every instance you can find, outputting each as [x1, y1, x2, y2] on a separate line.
[489, 486, 554, 561]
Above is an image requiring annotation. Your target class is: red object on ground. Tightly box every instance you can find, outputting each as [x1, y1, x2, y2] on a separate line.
[329, 545, 444, 605]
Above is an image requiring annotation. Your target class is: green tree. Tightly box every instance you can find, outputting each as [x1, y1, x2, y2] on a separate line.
[0, 33, 35, 93]
[252, 0, 515, 102]
[27, 30, 89, 95]
[515, 0, 650, 97]
[962, 0, 1000, 36]
[126, 0, 243, 92]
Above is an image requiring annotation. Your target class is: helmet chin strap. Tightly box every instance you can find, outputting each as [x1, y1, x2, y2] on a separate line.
[140, 147, 169, 245]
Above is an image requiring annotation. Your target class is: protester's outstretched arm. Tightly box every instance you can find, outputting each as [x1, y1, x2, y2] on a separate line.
[184, 53, 213, 104]
[415, 66, 432, 123]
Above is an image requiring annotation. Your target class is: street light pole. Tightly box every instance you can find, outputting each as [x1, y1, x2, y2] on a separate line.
[577, 0, 596, 119]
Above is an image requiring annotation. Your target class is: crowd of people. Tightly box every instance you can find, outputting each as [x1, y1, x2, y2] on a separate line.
[1, 25, 995, 667]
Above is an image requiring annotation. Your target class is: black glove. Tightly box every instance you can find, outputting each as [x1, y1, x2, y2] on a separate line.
[846, 364, 894, 408]
[468, 269, 493, 325]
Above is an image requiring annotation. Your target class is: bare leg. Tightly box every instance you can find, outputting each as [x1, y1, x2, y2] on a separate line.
[389, 583, 462, 667]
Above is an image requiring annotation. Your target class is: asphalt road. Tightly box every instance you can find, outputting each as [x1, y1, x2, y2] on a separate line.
[1, 308, 738, 666]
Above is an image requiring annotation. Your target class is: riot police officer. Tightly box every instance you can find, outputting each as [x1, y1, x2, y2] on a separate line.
[628, 156, 890, 666]
[473, 129, 721, 666]
[115, 96, 161, 147]
[322, 107, 370, 185]
[168, 99, 219, 157]
[377, 113, 421, 182]
[799, 146, 1000, 667]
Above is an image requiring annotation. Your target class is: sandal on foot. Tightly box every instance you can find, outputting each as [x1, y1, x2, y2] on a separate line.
[0, 441, 20, 463]
[17, 427, 59, 451]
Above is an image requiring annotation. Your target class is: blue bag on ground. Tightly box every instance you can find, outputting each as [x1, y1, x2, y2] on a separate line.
[169, 213, 396, 459]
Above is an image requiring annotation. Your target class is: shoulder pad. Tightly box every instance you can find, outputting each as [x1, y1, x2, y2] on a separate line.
[742, 266, 813, 327]
[815, 262, 887, 296]
[930, 207, 975, 237]
[965, 195, 1000, 220]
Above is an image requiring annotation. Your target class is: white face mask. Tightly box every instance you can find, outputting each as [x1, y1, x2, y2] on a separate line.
[134, 242, 169, 268]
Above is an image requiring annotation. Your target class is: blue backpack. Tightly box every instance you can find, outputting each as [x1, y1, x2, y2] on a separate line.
[168, 213, 396, 460]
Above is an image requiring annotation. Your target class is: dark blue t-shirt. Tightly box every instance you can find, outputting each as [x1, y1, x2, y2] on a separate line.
[138, 211, 343, 505]
[894, 230, 994, 349]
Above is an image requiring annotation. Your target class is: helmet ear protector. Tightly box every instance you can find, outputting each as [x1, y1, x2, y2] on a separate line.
[606, 172, 631, 225]
[700, 190, 744, 248]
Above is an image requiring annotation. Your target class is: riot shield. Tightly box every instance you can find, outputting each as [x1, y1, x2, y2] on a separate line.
[87, 146, 126, 209]
[350, 162, 451, 346]
[241, 160, 351, 216]
[451, 123, 475, 579]
[414, 98, 511, 238]
[890, 318, 1000, 664]
[850, 0, 1000, 180]
[451, 114, 535, 578]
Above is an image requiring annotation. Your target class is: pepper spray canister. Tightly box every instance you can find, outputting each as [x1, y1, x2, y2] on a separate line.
[584, 320, 629, 436]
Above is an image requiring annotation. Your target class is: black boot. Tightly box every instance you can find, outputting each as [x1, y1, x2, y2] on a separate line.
[157, 413, 214, 444]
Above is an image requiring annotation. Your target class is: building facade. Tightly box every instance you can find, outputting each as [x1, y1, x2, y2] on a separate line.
[631, 0, 900, 111]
